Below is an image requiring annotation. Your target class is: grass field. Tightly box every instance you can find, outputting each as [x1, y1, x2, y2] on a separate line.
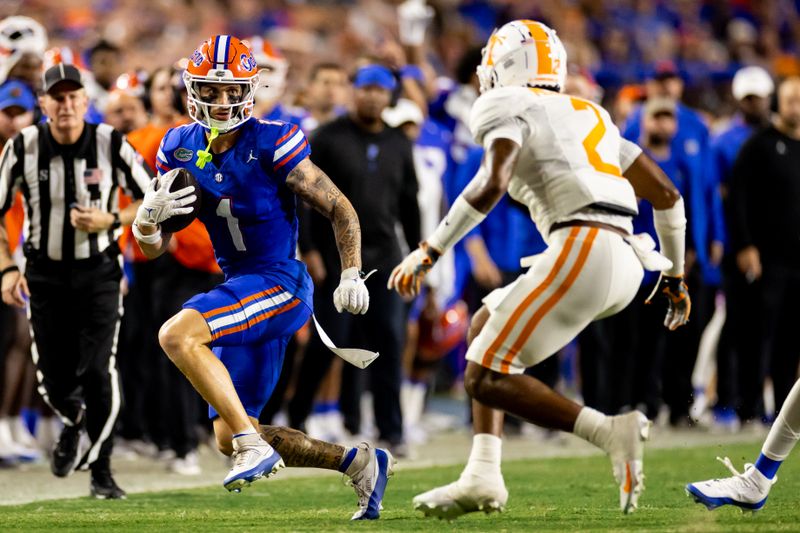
[1, 441, 797, 532]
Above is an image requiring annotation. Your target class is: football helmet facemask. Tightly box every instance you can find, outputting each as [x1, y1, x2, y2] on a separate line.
[183, 35, 260, 133]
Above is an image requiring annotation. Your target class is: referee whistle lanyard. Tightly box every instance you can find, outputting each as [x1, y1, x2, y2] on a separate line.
[196, 127, 219, 169]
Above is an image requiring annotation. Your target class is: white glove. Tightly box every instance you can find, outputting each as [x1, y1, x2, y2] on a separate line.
[333, 267, 373, 315]
[398, 0, 434, 46]
[387, 244, 437, 298]
[135, 169, 197, 226]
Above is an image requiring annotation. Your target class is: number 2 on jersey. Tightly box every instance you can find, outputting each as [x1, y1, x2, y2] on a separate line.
[216, 198, 247, 251]
[570, 98, 622, 177]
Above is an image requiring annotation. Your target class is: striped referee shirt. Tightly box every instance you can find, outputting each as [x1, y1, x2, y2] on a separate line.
[0, 121, 152, 261]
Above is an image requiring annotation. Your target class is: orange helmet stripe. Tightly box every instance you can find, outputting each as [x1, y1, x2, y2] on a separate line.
[523, 21, 554, 79]
[485, 34, 501, 66]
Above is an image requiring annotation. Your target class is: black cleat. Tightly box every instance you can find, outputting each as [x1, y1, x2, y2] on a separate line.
[51, 419, 83, 477]
[90, 470, 127, 500]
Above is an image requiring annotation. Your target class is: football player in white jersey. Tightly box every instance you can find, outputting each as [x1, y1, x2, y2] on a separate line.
[388, 20, 691, 518]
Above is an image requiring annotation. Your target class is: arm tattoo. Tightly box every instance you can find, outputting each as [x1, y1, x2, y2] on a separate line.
[286, 158, 362, 270]
[259, 425, 345, 470]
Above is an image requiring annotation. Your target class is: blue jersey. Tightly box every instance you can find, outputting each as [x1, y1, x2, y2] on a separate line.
[261, 103, 299, 125]
[156, 118, 313, 305]
[625, 103, 725, 284]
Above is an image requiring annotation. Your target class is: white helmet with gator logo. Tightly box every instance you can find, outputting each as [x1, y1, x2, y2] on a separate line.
[476, 19, 567, 94]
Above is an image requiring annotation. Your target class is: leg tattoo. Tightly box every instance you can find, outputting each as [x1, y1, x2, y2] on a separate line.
[259, 425, 345, 470]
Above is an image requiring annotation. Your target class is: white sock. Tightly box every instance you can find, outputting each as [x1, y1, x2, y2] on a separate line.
[573, 407, 611, 451]
[461, 433, 502, 481]
[233, 426, 259, 440]
[763, 379, 800, 461]
[401, 381, 427, 428]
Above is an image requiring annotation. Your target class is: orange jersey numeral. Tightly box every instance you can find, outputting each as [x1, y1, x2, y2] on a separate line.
[570, 98, 622, 177]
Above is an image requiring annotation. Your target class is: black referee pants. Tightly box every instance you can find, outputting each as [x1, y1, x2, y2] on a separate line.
[26, 252, 122, 470]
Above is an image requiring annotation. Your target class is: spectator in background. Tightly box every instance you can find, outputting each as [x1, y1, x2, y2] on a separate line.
[263, 62, 349, 439]
[115, 66, 188, 459]
[0, 16, 46, 124]
[0, 82, 34, 143]
[728, 76, 800, 419]
[0, 16, 47, 90]
[383, 97, 459, 444]
[625, 62, 710, 184]
[289, 64, 420, 455]
[104, 86, 148, 135]
[296, 62, 351, 283]
[639, 97, 701, 426]
[249, 37, 294, 123]
[625, 63, 725, 423]
[0, 79, 38, 465]
[117, 65, 215, 475]
[294, 62, 348, 134]
[83, 40, 123, 120]
[712, 66, 774, 428]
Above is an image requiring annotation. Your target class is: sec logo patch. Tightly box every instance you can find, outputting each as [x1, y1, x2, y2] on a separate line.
[174, 148, 194, 162]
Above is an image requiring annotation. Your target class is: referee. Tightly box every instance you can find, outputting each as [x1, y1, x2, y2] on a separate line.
[0, 64, 151, 498]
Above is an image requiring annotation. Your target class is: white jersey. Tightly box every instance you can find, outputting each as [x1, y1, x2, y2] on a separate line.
[468, 86, 641, 238]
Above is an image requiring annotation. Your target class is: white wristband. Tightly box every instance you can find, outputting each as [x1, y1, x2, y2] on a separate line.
[653, 196, 686, 277]
[132, 221, 162, 245]
[427, 195, 486, 254]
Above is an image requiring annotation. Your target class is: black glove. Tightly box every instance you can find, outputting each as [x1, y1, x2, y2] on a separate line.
[645, 273, 691, 331]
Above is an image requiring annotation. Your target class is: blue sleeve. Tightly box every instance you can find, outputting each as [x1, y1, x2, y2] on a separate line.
[270, 123, 311, 182]
[155, 128, 177, 176]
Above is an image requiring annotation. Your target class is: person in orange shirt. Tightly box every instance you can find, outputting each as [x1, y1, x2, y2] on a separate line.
[118, 66, 221, 475]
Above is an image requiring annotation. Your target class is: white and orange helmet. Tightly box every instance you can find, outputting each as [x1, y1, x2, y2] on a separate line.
[476, 20, 567, 93]
[0, 16, 47, 83]
[248, 36, 287, 104]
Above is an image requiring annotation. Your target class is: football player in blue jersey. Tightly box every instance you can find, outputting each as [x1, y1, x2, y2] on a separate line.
[132, 35, 393, 520]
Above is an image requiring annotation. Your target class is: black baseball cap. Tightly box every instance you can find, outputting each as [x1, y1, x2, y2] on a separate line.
[42, 63, 84, 94]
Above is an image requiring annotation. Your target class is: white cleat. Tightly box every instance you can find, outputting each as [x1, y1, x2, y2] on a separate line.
[413, 476, 508, 520]
[223, 434, 285, 492]
[686, 457, 775, 512]
[347, 443, 396, 520]
[605, 411, 650, 514]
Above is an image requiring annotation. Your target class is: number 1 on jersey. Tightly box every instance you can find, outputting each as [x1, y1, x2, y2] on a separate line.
[216, 198, 246, 251]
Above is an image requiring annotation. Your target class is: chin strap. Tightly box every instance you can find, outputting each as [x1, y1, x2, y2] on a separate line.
[196, 127, 219, 169]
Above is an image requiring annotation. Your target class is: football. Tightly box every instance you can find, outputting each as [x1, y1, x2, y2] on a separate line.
[155, 168, 202, 233]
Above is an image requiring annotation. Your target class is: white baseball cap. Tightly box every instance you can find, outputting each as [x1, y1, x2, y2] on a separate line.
[732, 66, 774, 100]
[382, 98, 424, 128]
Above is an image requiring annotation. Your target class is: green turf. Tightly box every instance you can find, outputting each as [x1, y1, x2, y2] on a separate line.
[1, 441, 798, 532]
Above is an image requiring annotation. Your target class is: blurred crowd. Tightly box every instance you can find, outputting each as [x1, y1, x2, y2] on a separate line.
[2, 0, 800, 475]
